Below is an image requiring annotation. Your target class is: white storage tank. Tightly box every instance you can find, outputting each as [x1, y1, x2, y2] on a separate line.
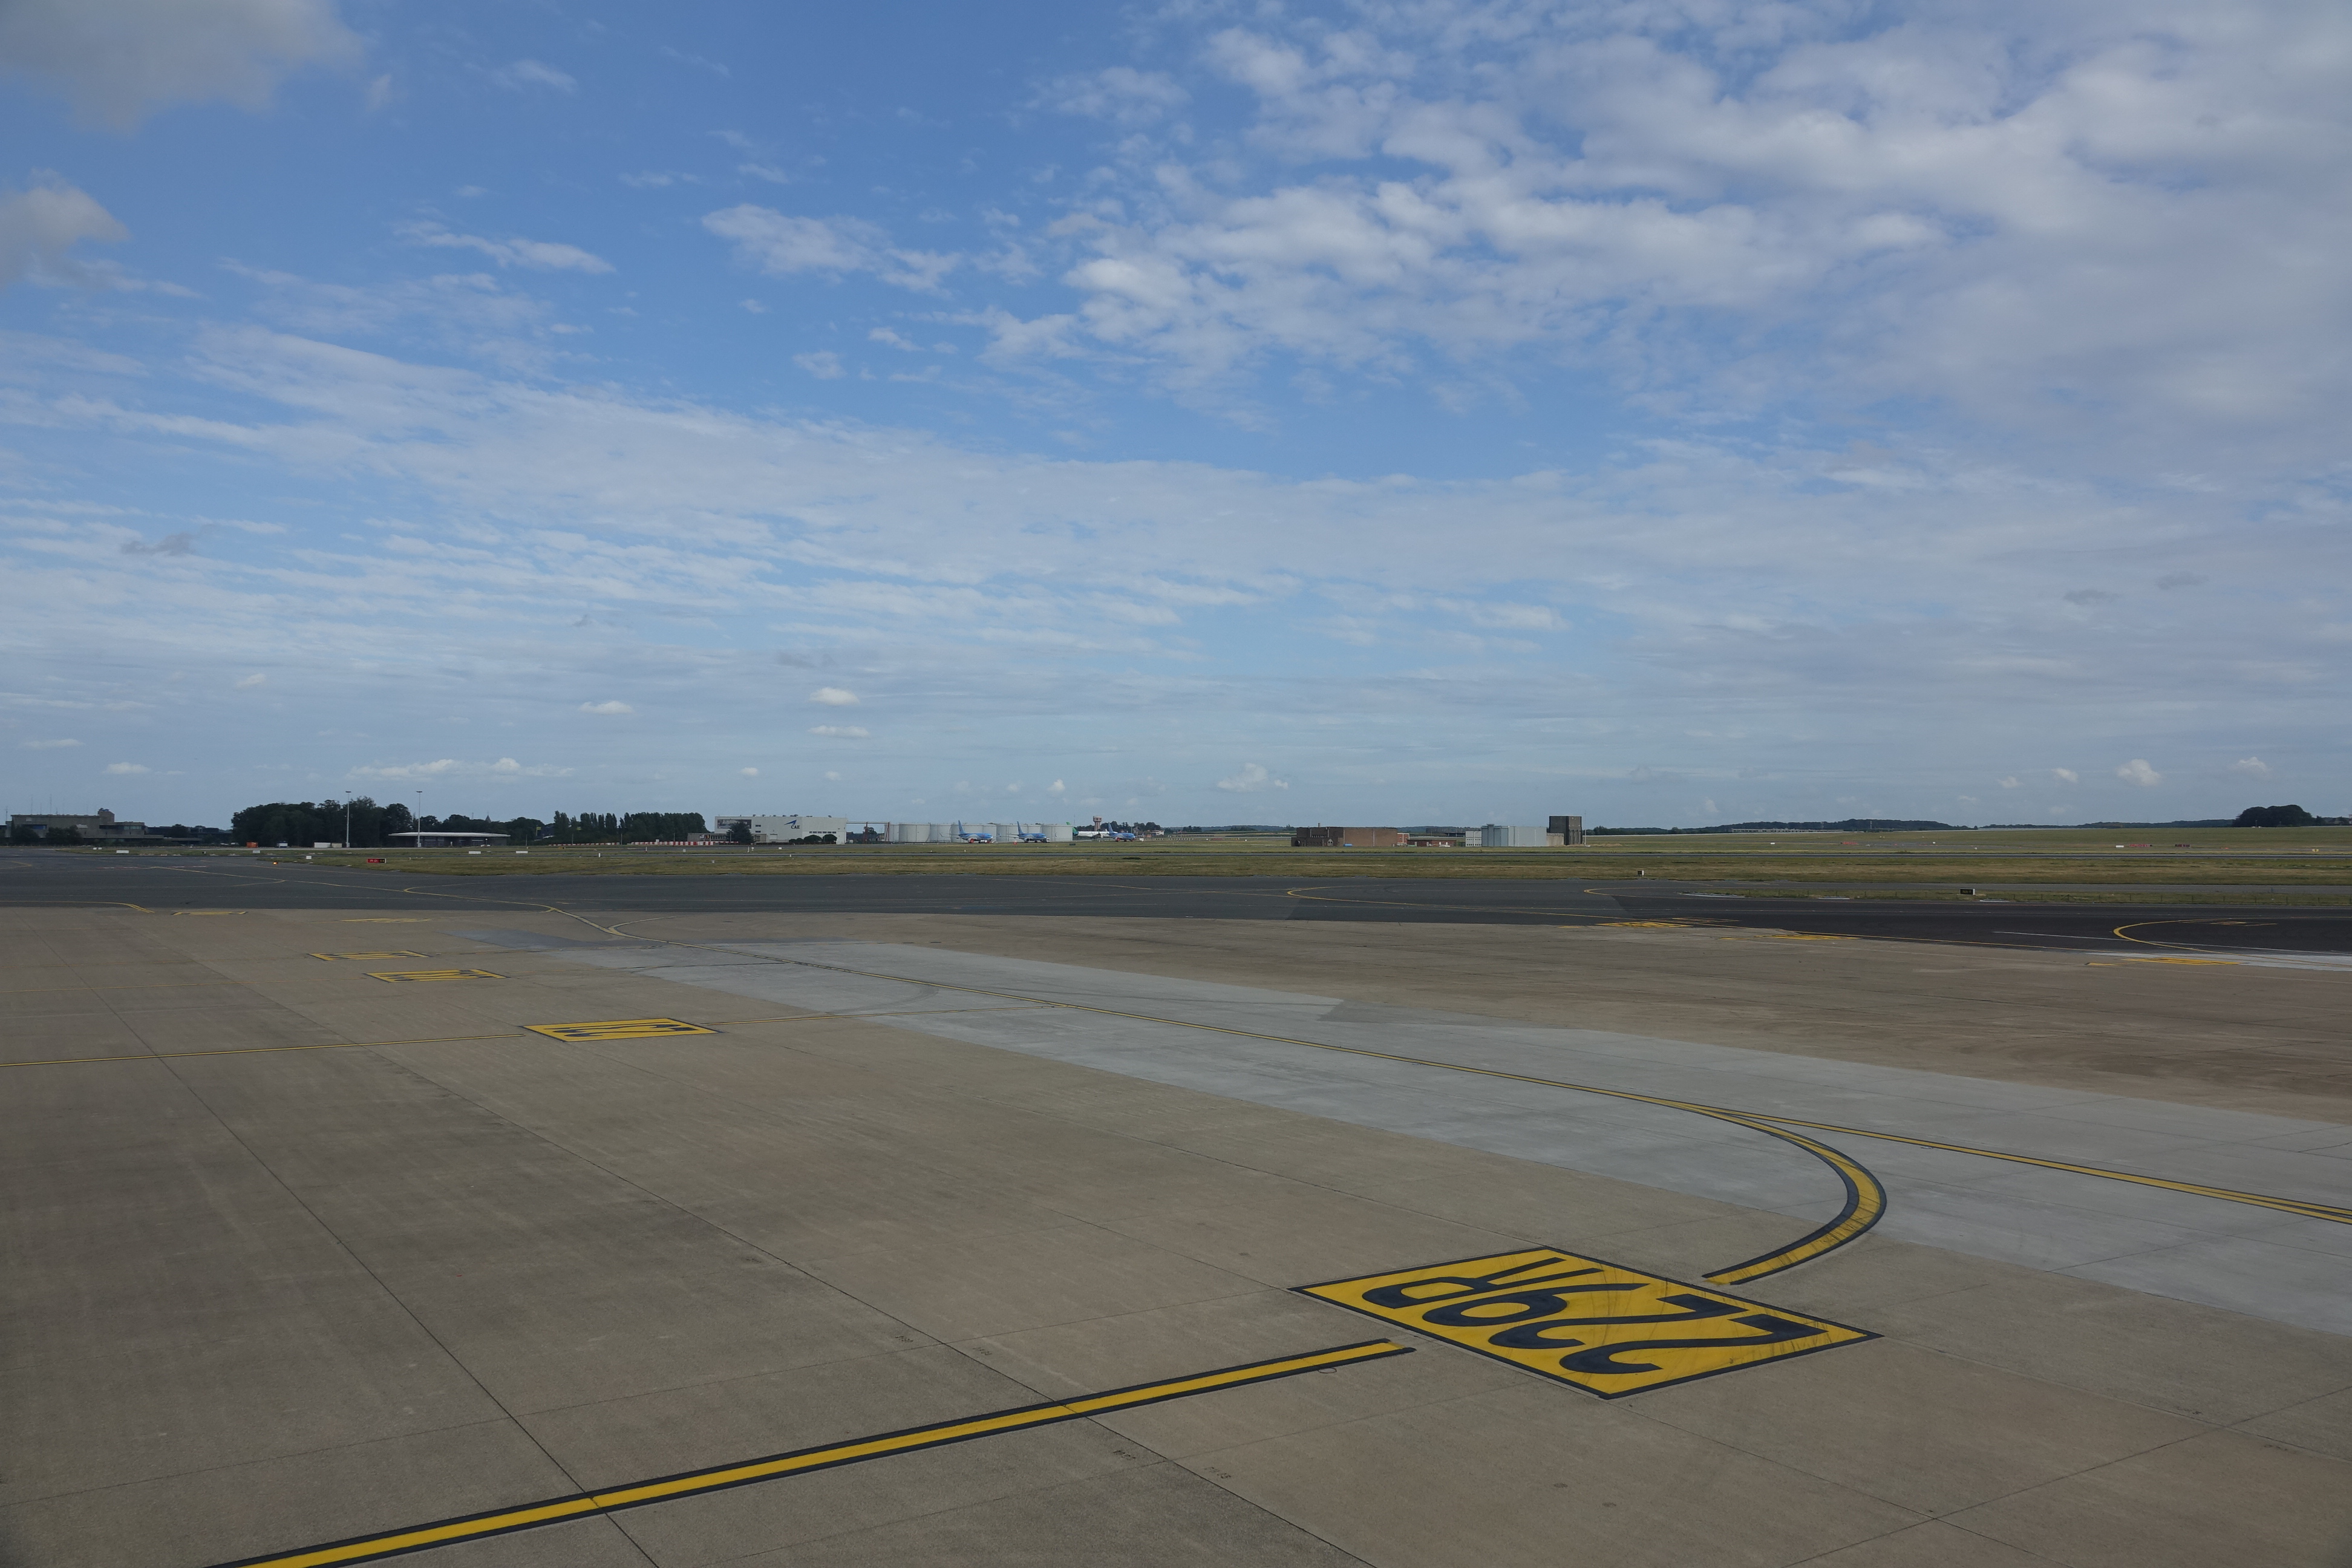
[1042, 822, 1073, 843]
[895, 822, 930, 843]
[1480, 825, 1549, 848]
[993, 822, 1019, 843]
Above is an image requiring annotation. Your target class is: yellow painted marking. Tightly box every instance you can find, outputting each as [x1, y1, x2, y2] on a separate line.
[309, 951, 426, 961]
[210, 1339, 1408, 1568]
[367, 969, 502, 983]
[2125, 956, 2236, 966]
[341, 918, 433, 923]
[1598, 920, 1696, 929]
[172, 910, 246, 916]
[1302, 1249, 1870, 1398]
[524, 1018, 715, 1041]
[1745, 1113, 2352, 1224]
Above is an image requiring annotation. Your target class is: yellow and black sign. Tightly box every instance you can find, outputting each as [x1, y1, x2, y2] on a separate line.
[367, 969, 503, 983]
[1298, 1247, 1873, 1397]
[310, 950, 425, 961]
[524, 1018, 716, 1041]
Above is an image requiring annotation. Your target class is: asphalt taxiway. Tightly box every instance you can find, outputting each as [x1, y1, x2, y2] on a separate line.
[11, 849, 2352, 958]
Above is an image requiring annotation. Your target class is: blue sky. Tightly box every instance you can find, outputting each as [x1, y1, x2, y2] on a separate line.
[3, 0, 2347, 829]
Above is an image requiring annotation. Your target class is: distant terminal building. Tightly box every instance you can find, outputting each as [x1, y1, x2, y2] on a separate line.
[713, 814, 848, 843]
[10, 809, 148, 840]
[1292, 826, 1407, 848]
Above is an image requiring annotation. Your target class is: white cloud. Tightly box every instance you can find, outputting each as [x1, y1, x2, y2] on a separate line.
[809, 725, 869, 738]
[347, 756, 570, 781]
[491, 59, 575, 93]
[580, 699, 632, 714]
[2115, 759, 2164, 787]
[1047, 779, 1065, 795]
[823, 769, 841, 781]
[21, 737, 81, 749]
[2230, 756, 2272, 778]
[702, 206, 958, 292]
[809, 686, 858, 706]
[1216, 762, 1288, 792]
[103, 760, 148, 773]
[1998, 776, 2020, 789]
[398, 223, 613, 274]
[234, 673, 267, 688]
[2053, 768, 2079, 784]
[868, 327, 920, 351]
[984, 4, 2352, 468]
[0, 176, 128, 289]
[793, 350, 843, 378]
[740, 766, 759, 776]
[1037, 67, 1188, 128]
[0, 0, 360, 129]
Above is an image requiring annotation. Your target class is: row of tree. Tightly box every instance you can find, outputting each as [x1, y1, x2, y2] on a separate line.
[223, 801, 710, 847]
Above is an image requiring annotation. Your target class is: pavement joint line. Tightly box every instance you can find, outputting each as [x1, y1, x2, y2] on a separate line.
[1, 1033, 524, 1069]
[0, 979, 258, 995]
[204, 1339, 1411, 1568]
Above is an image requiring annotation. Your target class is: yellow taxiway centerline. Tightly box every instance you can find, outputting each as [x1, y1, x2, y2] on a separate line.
[212, 1339, 1410, 1568]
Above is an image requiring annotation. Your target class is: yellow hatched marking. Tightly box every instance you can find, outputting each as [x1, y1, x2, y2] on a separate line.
[367, 969, 502, 983]
[310, 951, 425, 961]
[1301, 1249, 1871, 1398]
[524, 1018, 715, 1041]
[210, 1339, 1408, 1568]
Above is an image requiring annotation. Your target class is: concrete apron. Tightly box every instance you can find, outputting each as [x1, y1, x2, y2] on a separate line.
[465, 932, 2352, 1339]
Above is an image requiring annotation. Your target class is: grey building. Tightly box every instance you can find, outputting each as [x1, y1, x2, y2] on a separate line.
[9, 809, 148, 840]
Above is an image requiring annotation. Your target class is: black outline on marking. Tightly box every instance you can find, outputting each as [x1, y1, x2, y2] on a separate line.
[1707, 1146, 1870, 1282]
[521, 1017, 717, 1040]
[1296, 1249, 1875, 1400]
[365, 969, 503, 983]
[204, 1339, 1411, 1568]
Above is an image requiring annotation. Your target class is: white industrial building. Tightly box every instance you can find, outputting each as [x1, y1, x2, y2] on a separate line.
[881, 821, 1072, 843]
[712, 814, 848, 843]
[1478, 825, 1550, 848]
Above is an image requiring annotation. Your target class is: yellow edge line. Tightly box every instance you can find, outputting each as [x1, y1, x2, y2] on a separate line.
[1743, 1114, 2352, 1222]
[220, 1341, 1404, 1568]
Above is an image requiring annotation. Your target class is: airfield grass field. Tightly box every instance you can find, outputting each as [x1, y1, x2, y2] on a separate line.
[96, 825, 2352, 901]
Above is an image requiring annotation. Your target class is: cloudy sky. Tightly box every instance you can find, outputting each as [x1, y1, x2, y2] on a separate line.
[3, 0, 2345, 829]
